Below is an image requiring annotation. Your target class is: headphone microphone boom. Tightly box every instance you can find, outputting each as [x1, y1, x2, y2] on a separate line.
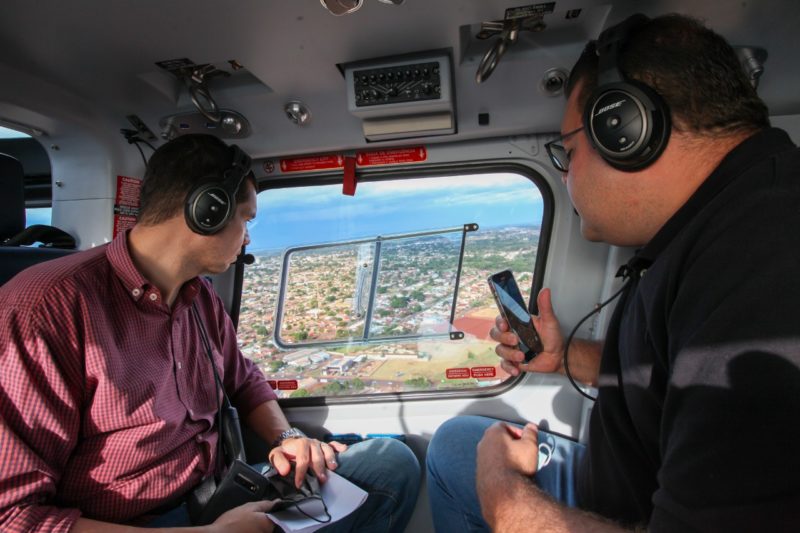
[583, 14, 671, 171]
[234, 253, 255, 266]
[185, 144, 252, 235]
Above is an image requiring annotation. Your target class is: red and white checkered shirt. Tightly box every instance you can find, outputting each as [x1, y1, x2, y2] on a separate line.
[0, 231, 277, 532]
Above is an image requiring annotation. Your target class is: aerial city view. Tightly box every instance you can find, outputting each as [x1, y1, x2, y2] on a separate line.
[237, 225, 540, 398]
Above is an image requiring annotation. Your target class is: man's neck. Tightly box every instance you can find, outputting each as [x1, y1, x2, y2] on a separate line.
[633, 130, 752, 245]
[128, 219, 198, 308]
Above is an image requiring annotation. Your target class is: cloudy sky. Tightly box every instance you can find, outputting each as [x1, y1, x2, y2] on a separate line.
[251, 172, 544, 252]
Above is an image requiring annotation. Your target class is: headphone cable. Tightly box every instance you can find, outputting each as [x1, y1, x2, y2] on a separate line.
[562, 281, 629, 402]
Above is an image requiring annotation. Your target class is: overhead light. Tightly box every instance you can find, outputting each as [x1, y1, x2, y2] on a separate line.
[320, 0, 363, 16]
[539, 68, 568, 97]
[284, 100, 312, 126]
[320, 0, 404, 16]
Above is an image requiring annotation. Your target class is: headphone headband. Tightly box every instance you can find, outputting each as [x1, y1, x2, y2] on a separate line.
[184, 144, 252, 235]
[595, 14, 649, 85]
[583, 14, 671, 171]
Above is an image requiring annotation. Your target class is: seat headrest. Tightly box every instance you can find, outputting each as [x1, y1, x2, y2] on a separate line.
[0, 153, 26, 241]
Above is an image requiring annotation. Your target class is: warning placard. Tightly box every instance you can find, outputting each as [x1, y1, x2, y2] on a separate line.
[280, 155, 344, 173]
[355, 146, 427, 167]
[504, 2, 555, 20]
[470, 366, 497, 379]
[113, 175, 141, 237]
[277, 380, 299, 390]
[445, 368, 471, 380]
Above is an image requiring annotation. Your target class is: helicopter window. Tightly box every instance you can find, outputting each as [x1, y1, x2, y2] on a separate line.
[237, 168, 549, 400]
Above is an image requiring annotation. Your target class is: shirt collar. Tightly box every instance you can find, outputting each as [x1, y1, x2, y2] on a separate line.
[624, 128, 795, 274]
[106, 229, 203, 305]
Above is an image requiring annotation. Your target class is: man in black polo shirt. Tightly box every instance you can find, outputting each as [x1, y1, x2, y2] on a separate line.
[426, 13, 800, 532]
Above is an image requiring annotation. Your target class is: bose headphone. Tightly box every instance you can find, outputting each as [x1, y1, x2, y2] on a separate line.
[584, 14, 672, 171]
[184, 144, 252, 235]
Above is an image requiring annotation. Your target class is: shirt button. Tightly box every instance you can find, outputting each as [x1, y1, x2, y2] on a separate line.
[132, 288, 141, 297]
[177, 361, 182, 370]
[196, 435, 203, 443]
[149, 293, 158, 301]
[188, 409, 194, 417]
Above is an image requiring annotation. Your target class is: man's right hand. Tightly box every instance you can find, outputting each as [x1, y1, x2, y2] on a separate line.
[490, 288, 565, 376]
[208, 500, 276, 533]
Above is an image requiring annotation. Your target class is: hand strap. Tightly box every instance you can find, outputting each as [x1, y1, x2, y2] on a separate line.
[191, 303, 247, 466]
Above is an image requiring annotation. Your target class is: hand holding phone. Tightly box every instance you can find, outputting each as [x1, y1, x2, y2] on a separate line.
[487, 270, 544, 362]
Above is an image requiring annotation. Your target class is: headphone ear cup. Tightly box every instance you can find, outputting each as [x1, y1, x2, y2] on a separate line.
[185, 183, 234, 235]
[584, 81, 671, 171]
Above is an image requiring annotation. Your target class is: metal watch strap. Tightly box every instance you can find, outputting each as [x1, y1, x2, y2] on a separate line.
[272, 427, 306, 448]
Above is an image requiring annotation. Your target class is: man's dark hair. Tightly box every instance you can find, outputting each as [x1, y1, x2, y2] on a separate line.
[138, 133, 254, 226]
[567, 14, 770, 136]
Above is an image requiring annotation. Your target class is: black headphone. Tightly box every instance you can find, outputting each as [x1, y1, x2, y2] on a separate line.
[184, 144, 252, 235]
[583, 14, 671, 171]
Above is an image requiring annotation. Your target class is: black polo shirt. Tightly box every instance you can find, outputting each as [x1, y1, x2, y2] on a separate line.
[577, 128, 800, 531]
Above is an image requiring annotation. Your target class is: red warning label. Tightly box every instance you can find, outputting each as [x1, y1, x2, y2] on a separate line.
[277, 380, 299, 390]
[355, 146, 427, 167]
[113, 175, 141, 237]
[470, 366, 497, 379]
[280, 155, 344, 173]
[445, 368, 471, 380]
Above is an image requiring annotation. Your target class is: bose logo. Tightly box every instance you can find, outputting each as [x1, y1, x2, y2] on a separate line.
[594, 99, 626, 117]
[209, 193, 227, 205]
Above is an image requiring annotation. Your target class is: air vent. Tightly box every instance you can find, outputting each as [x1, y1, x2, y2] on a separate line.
[342, 51, 455, 142]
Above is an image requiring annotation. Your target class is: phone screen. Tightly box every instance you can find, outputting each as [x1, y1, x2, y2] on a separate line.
[487, 270, 543, 362]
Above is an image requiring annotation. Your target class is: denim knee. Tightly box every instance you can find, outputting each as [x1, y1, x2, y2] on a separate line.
[427, 415, 495, 476]
[327, 437, 420, 533]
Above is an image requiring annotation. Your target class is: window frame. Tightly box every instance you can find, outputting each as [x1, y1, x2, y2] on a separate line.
[239, 161, 555, 406]
[272, 223, 479, 350]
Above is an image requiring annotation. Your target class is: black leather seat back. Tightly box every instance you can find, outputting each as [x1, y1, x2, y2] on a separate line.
[0, 153, 26, 241]
[0, 152, 76, 286]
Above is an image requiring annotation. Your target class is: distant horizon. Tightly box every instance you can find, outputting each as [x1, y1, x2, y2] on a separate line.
[249, 172, 544, 252]
[250, 222, 541, 255]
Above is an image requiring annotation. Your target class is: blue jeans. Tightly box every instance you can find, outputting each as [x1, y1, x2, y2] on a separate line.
[426, 415, 586, 533]
[147, 437, 420, 532]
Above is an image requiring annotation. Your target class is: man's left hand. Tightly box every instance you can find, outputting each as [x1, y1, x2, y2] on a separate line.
[269, 437, 348, 488]
[476, 422, 540, 517]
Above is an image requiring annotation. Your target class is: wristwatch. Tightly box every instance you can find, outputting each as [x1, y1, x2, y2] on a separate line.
[272, 427, 306, 448]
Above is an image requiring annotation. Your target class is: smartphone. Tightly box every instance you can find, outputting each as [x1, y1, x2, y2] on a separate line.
[487, 269, 544, 362]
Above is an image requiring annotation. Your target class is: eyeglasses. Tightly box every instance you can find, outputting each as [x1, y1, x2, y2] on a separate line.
[544, 126, 584, 173]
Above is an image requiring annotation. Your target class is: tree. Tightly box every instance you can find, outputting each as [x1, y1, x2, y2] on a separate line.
[405, 377, 430, 389]
[390, 296, 409, 308]
[324, 381, 346, 394]
[290, 389, 311, 398]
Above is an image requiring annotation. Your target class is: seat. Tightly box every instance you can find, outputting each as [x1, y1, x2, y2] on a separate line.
[0, 153, 76, 286]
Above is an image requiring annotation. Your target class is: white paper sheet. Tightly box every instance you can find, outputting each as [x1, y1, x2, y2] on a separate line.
[266, 471, 368, 533]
